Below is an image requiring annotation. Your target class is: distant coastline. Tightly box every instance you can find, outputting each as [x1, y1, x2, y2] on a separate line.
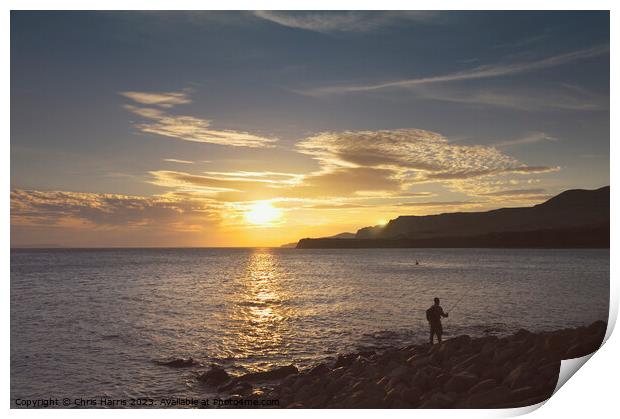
[295, 186, 609, 249]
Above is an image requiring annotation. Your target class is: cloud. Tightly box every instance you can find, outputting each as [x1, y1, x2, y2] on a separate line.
[394, 200, 483, 207]
[148, 167, 402, 201]
[493, 132, 558, 148]
[417, 84, 607, 112]
[11, 189, 221, 230]
[492, 34, 550, 50]
[119, 90, 192, 108]
[478, 188, 547, 197]
[302, 203, 371, 210]
[121, 91, 277, 148]
[301, 45, 608, 95]
[253, 11, 437, 33]
[146, 129, 559, 205]
[297, 129, 558, 182]
[163, 158, 194, 164]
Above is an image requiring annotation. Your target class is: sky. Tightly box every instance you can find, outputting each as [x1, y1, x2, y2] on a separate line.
[10, 11, 610, 247]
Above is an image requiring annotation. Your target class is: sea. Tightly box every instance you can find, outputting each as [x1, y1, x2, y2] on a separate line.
[10, 248, 609, 402]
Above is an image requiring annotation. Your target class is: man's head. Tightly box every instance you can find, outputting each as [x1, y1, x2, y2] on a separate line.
[434, 297, 440, 305]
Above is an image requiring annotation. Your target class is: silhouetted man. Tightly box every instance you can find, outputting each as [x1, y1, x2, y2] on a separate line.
[426, 297, 448, 344]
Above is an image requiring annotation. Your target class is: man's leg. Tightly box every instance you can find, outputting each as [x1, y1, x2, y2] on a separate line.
[437, 325, 443, 343]
[430, 326, 435, 344]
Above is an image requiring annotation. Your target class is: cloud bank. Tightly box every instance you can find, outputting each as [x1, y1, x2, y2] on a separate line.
[11, 189, 221, 231]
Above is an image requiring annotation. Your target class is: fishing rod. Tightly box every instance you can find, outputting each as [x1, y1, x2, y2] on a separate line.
[444, 290, 470, 321]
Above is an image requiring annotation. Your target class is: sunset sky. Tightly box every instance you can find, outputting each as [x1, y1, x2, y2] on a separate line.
[11, 11, 610, 247]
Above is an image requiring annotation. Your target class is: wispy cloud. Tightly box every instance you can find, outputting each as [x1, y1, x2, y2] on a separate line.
[493, 132, 558, 148]
[121, 90, 277, 148]
[417, 83, 607, 111]
[394, 200, 483, 208]
[119, 90, 192, 108]
[163, 158, 194, 164]
[301, 45, 608, 95]
[478, 188, 547, 197]
[253, 11, 437, 33]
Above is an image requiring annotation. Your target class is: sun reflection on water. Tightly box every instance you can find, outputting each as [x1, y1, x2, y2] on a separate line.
[224, 248, 293, 370]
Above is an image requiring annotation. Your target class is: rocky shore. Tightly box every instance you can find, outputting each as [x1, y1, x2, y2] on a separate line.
[195, 321, 606, 408]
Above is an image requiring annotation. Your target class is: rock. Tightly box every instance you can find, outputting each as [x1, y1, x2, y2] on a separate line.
[296, 381, 321, 401]
[327, 366, 346, 380]
[155, 357, 198, 368]
[334, 353, 357, 368]
[493, 344, 519, 365]
[325, 376, 346, 396]
[281, 374, 298, 388]
[466, 385, 512, 408]
[411, 370, 430, 392]
[509, 386, 542, 402]
[238, 364, 298, 382]
[468, 378, 497, 395]
[198, 365, 230, 386]
[419, 392, 455, 408]
[538, 361, 560, 380]
[480, 338, 499, 356]
[401, 386, 422, 406]
[444, 372, 478, 393]
[433, 373, 451, 389]
[451, 353, 482, 372]
[388, 376, 408, 391]
[504, 364, 531, 389]
[308, 363, 330, 376]
[544, 333, 573, 356]
[383, 387, 401, 407]
[565, 343, 587, 359]
[514, 329, 533, 341]
[388, 364, 411, 379]
[407, 355, 432, 370]
[231, 382, 253, 396]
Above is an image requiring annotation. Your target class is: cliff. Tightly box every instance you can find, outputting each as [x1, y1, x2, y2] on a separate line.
[297, 186, 609, 249]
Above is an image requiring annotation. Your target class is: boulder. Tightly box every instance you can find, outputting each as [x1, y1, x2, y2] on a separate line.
[543, 333, 573, 357]
[538, 362, 560, 380]
[468, 378, 497, 395]
[451, 353, 482, 372]
[198, 365, 230, 386]
[334, 353, 357, 368]
[411, 370, 429, 392]
[444, 372, 478, 393]
[504, 364, 531, 389]
[493, 344, 519, 365]
[509, 386, 543, 402]
[230, 381, 253, 396]
[155, 357, 198, 368]
[481, 340, 499, 357]
[465, 385, 512, 408]
[401, 385, 422, 404]
[238, 364, 298, 382]
[307, 363, 330, 377]
[408, 355, 433, 370]
[419, 392, 455, 408]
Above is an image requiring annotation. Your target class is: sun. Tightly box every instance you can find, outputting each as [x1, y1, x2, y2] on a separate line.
[245, 201, 282, 225]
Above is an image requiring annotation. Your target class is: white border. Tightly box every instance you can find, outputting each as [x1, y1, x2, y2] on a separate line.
[4, 2, 617, 419]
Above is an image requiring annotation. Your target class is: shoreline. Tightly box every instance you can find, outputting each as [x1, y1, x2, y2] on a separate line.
[197, 321, 606, 408]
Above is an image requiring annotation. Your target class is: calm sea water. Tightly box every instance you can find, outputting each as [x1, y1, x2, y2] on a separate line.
[11, 248, 609, 401]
